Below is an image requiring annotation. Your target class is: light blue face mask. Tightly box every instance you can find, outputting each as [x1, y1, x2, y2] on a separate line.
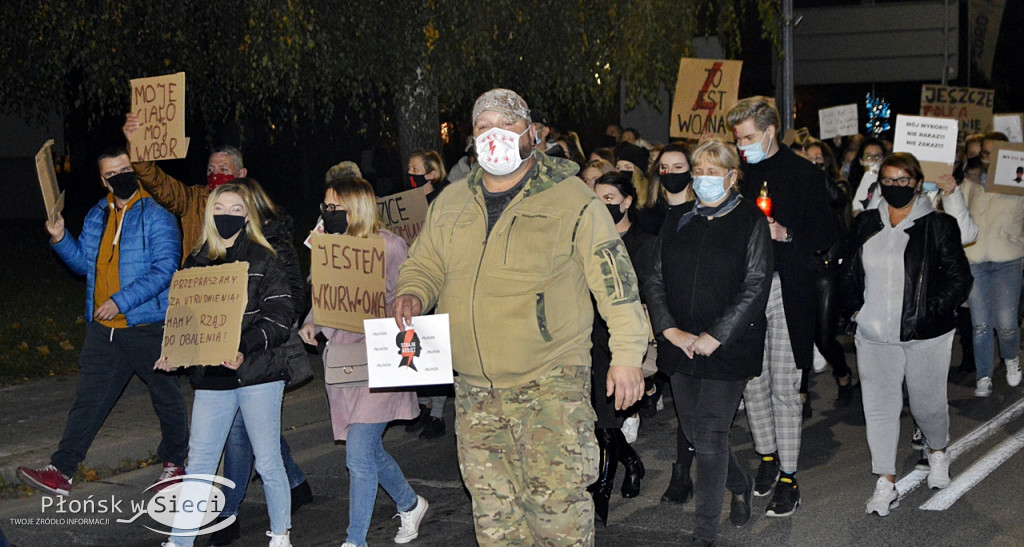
[922, 181, 938, 193]
[738, 130, 772, 164]
[694, 175, 728, 203]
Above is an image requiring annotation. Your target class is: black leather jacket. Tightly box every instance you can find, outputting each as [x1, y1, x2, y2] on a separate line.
[839, 208, 972, 341]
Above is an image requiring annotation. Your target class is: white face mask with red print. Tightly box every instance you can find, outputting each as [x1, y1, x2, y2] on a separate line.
[475, 126, 530, 176]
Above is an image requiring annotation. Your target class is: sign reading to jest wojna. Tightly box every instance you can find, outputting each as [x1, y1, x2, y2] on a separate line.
[160, 262, 249, 367]
[310, 233, 387, 333]
[670, 58, 743, 140]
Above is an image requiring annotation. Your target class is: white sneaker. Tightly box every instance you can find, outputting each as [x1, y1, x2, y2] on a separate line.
[655, 394, 664, 412]
[813, 347, 828, 373]
[394, 495, 429, 544]
[1006, 357, 1022, 387]
[341, 543, 359, 547]
[975, 376, 993, 397]
[267, 530, 291, 547]
[927, 450, 951, 489]
[865, 477, 899, 516]
[622, 415, 640, 444]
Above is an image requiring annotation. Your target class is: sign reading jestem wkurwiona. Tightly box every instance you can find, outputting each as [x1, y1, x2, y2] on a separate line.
[160, 261, 249, 367]
[310, 232, 387, 333]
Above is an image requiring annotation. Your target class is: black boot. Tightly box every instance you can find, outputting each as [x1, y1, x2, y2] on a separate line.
[661, 462, 694, 504]
[617, 428, 645, 498]
[589, 428, 618, 525]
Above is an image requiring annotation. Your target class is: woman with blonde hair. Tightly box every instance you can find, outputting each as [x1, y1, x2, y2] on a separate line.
[159, 181, 295, 547]
[646, 140, 772, 544]
[299, 177, 429, 547]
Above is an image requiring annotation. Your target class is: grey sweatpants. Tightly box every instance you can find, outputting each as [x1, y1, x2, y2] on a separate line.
[855, 330, 953, 476]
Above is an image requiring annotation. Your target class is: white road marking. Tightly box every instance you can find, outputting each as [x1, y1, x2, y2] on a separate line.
[895, 396, 1024, 498]
[919, 427, 1024, 510]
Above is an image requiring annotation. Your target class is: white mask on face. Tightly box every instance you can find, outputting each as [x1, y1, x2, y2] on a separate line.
[476, 125, 530, 176]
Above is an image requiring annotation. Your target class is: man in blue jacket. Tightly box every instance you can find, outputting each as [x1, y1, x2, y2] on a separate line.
[17, 147, 188, 497]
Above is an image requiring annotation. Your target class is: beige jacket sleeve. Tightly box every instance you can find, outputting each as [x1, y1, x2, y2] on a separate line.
[574, 200, 649, 368]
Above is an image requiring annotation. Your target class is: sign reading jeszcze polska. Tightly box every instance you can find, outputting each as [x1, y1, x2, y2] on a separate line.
[920, 85, 994, 141]
[310, 232, 387, 333]
[670, 58, 743, 140]
[160, 261, 249, 367]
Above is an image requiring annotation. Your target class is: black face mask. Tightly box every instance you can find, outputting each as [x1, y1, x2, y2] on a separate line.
[880, 184, 917, 209]
[660, 172, 692, 194]
[606, 203, 626, 224]
[214, 214, 247, 240]
[407, 173, 427, 189]
[106, 172, 139, 200]
[322, 210, 349, 235]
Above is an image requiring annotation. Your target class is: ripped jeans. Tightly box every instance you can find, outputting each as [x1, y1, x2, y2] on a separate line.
[968, 258, 1024, 380]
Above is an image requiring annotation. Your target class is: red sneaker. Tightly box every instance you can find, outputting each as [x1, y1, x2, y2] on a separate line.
[150, 462, 185, 492]
[17, 464, 72, 496]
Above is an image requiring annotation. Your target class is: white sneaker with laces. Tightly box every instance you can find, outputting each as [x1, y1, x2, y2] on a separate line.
[622, 416, 640, 444]
[267, 530, 291, 547]
[394, 495, 429, 544]
[974, 376, 993, 397]
[927, 450, 951, 489]
[1006, 357, 1022, 387]
[865, 477, 898, 516]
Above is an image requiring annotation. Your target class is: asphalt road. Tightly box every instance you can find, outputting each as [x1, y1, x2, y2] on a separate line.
[3, 345, 1024, 546]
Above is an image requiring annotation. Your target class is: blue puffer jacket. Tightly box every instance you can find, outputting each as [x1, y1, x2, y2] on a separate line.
[52, 193, 181, 326]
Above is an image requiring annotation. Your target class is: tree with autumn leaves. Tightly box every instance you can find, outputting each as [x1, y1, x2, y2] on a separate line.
[0, 0, 779, 173]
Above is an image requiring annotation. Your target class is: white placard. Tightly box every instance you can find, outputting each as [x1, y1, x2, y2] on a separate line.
[992, 114, 1023, 143]
[893, 114, 959, 180]
[363, 314, 453, 388]
[818, 104, 859, 140]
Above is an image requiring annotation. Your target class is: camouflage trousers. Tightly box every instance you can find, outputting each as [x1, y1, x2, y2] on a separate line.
[454, 364, 599, 546]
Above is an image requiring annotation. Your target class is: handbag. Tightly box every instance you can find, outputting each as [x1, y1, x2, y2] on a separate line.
[323, 341, 369, 387]
[280, 328, 313, 390]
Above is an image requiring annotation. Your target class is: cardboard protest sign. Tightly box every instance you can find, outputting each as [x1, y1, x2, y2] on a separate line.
[781, 127, 809, 147]
[984, 142, 1024, 196]
[310, 233, 387, 333]
[992, 114, 1023, 143]
[364, 314, 453, 388]
[376, 188, 429, 246]
[819, 104, 859, 140]
[893, 115, 959, 183]
[129, 72, 187, 161]
[920, 85, 994, 141]
[35, 139, 63, 224]
[670, 58, 743, 140]
[160, 262, 249, 367]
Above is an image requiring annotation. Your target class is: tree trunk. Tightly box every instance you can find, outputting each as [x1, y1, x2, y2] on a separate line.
[395, 67, 440, 195]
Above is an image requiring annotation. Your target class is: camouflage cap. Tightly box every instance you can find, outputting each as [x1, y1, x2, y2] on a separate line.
[472, 88, 531, 124]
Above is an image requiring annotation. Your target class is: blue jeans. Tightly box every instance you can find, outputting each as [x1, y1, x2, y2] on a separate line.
[968, 259, 1023, 379]
[169, 381, 289, 547]
[220, 411, 306, 517]
[345, 422, 417, 547]
[52, 322, 188, 477]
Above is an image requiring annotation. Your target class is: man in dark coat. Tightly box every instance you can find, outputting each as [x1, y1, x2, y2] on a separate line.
[727, 97, 839, 518]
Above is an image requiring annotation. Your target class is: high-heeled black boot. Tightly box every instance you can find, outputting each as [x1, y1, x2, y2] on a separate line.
[617, 428, 645, 498]
[661, 462, 694, 504]
[589, 428, 618, 525]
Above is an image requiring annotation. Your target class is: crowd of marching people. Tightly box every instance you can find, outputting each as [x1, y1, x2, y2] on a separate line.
[16, 87, 1024, 546]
